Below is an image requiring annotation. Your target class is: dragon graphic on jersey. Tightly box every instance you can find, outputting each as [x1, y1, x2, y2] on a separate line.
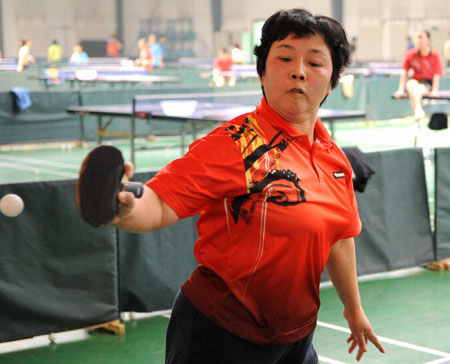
[225, 115, 306, 224]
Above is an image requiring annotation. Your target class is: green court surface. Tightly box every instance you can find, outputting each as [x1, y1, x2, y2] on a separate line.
[1, 116, 449, 185]
[0, 268, 449, 364]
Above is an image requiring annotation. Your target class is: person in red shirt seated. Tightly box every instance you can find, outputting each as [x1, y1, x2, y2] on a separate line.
[212, 48, 236, 87]
[112, 8, 385, 364]
[394, 28, 443, 120]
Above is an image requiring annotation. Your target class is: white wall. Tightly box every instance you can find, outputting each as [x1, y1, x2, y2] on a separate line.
[1, 0, 449, 63]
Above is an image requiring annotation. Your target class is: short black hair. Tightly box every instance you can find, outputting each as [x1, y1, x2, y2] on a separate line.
[254, 8, 351, 90]
[416, 28, 431, 39]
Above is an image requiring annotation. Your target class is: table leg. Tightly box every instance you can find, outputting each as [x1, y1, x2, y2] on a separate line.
[329, 120, 336, 140]
[97, 115, 102, 145]
[131, 116, 136, 166]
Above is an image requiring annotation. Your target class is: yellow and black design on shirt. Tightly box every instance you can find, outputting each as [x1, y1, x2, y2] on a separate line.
[225, 115, 306, 224]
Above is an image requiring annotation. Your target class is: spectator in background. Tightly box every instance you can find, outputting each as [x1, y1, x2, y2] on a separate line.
[394, 28, 443, 120]
[231, 43, 246, 64]
[47, 39, 63, 63]
[159, 34, 167, 61]
[212, 48, 235, 87]
[134, 37, 154, 71]
[16, 39, 35, 72]
[106, 35, 122, 57]
[0, 49, 3, 60]
[148, 34, 164, 68]
[70, 44, 89, 66]
[406, 36, 414, 50]
[444, 31, 450, 68]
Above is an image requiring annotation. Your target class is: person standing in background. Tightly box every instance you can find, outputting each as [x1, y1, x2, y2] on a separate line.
[444, 31, 450, 68]
[106, 35, 122, 57]
[47, 39, 63, 63]
[148, 34, 164, 68]
[406, 36, 414, 50]
[231, 43, 246, 64]
[134, 37, 154, 71]
[16, 39, 35, 72]
[69, 44, 89, 66]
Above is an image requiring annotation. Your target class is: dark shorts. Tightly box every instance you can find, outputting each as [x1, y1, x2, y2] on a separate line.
[421, 79, 433, 90]
[165, 291, 319, 364]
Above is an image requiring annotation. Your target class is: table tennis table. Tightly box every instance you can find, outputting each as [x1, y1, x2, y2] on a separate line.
[29, 73, 181, 89]
[392, 90, 450, 101]
[67, 90, 366, 165]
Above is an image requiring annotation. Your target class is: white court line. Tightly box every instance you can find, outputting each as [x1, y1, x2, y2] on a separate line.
[0, 162, 78, 178]
[320, 267, 425, 289]
[318, 355, 348, 364]
[0, 154, 80, 170]
[423, 357, 450, 364]
[317, 321, 450, 358]
[122, 309, 172, 321]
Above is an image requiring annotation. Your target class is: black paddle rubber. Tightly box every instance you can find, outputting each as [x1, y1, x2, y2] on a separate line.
[76, 145, 143, 227]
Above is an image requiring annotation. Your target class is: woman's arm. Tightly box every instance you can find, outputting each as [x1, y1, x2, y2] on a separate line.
[111, 162, 179, 233]
[431, 74, 440, 95]
[326, 238, 385, 361]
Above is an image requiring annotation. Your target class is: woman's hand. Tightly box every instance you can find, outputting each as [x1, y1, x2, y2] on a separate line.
[111, 162, 136, 225]
[343, 308, 385, 361]
[393, 89, 405, 98]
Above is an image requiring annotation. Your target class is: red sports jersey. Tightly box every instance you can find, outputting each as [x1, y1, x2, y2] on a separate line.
[214, 54, 234, 72]
[147, 97, 361, 345]
[402, 48, 443, 82]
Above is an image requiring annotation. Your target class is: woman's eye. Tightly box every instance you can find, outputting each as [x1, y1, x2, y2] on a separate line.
[280, 57, 291, 62]
[310, 62, 321, 67]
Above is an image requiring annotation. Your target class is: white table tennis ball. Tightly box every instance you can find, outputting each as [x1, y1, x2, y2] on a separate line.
[0, 194, 24, 217]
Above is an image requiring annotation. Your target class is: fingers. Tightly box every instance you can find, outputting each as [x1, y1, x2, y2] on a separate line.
[111, 191, 136, 225]
[368, 331, 386, 354]
[347, 330, 385, 361]
[124, 161, 135, 179]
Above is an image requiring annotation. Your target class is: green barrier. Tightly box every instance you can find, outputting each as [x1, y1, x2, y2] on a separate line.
[118, 171, 199, 312]
[435, 148, 450, 259]
[354, 148, 434, 273]
[0, 90, 81, 144]
[322, 148, 434, 281]
[322, 77, 367, 112]
[0, 180, 119, 343]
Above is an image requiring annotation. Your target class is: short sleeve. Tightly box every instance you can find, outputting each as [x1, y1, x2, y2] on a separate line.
[147, 130, 248, 219]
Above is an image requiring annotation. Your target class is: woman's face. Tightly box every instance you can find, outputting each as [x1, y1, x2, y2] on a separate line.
[261, 33, 333, 125]
[413, 30, 430, 51]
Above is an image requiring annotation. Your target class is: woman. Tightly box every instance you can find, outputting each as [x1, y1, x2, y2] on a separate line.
[16, 39, 35, 72]
[134, 37, 154, 71]
[394, 28, 443, 120]
[113, 8, 385, 364]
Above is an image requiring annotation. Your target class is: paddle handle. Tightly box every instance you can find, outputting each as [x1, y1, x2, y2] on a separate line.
[122, 182, 144, 198]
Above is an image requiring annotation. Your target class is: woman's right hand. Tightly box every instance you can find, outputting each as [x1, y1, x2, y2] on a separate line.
[393, 90, 405, 99]
[111, 162, 137, 225]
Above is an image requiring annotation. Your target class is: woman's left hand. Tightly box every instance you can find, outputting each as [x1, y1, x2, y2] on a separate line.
[343, 308, 386, 361]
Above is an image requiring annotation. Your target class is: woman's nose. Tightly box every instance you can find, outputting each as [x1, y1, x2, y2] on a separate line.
[290, 63, 306, 80]
[291, 73, 305, 80]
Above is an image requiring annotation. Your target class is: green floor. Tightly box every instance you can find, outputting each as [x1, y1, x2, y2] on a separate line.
[1, 116, 448, 186]
[1, 269, 449, 364]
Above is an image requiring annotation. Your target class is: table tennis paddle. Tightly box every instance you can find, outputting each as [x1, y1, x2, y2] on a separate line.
[76, 145, 143, 227]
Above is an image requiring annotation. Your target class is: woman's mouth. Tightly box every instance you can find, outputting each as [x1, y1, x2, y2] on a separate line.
[291, 88, 304, 94]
